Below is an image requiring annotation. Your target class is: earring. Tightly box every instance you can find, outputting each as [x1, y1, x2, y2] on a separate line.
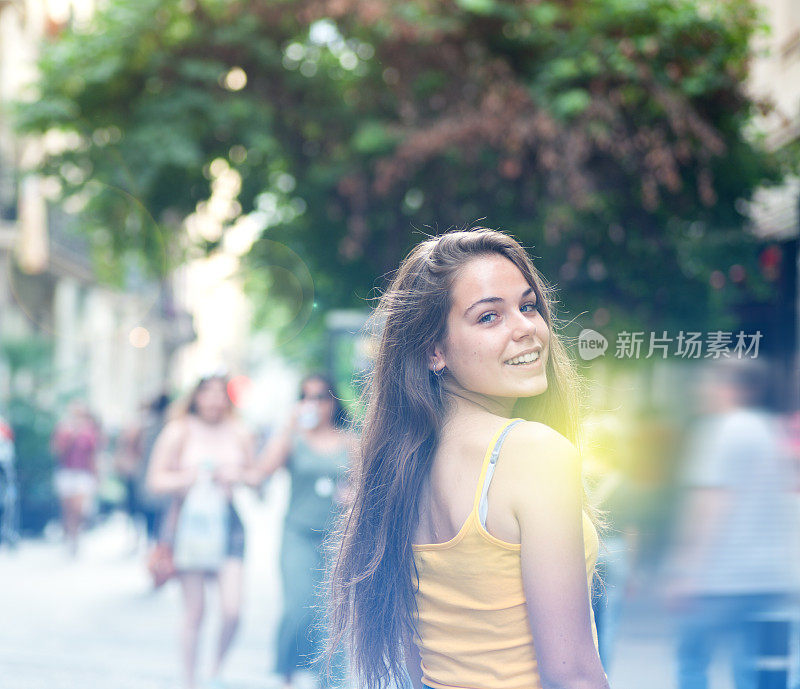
[433, 365, 446, 377]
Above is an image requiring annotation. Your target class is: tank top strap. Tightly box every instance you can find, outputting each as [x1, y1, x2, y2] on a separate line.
[473, 418, 525, 527]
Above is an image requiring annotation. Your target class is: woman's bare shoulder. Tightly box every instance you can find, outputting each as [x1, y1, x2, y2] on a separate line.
[160, 417, 191, 441]
[502, 420, 580, 478]
[500, 421, 582, 517]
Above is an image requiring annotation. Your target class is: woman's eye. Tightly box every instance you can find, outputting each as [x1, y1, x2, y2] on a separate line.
[521, 302, 538, 313]
[478, 312, 497, 324]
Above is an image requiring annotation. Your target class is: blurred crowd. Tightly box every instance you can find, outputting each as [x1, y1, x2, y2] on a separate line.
[1, 357, 798, 689]
[37, 372, 353, 689]
[586, 358, 800, 689]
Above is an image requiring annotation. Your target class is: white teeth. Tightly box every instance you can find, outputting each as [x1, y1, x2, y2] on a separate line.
[506, 351, 540, 365]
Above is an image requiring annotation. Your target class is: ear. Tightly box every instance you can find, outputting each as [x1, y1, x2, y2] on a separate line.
[427, 343, 446, 372]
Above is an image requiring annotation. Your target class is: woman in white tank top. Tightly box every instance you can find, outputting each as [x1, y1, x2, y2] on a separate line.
[148, 374, 255, 689]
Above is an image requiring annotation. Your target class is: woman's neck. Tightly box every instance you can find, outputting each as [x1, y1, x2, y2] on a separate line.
[441, 382, 517, 419]
[193, 414, 227, 428]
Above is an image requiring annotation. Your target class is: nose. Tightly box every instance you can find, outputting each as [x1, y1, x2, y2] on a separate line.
[510, 309, 537, 339]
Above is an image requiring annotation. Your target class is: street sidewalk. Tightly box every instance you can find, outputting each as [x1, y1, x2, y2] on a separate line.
[0, 481, 693, 689]
[0, 480, 288, 689]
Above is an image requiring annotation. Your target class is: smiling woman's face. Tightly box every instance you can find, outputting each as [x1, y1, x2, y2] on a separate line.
[431, 253, 550, 404]
[194, 378, 231, 423]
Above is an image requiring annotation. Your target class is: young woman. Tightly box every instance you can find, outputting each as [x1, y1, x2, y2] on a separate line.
[51, 401, 102, 557]
[328, 228, 608, 689]
[147, 374, 255, 689]
[252, 373, 353, 689]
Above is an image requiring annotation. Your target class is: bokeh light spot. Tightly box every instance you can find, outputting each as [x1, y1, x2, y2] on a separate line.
[129, 326, 151, 348]
[224, 67, 247, 91]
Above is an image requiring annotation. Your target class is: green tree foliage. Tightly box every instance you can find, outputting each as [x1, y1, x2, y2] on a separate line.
[15, 0, 787, 337]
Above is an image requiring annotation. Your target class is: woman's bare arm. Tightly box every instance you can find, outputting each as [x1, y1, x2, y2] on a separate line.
[146, 420, 196, 496]
[504, 423, 609, 689]
[247, 422, 293, 485]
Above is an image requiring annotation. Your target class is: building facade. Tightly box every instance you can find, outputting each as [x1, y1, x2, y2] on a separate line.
[0, 0, 185, 431]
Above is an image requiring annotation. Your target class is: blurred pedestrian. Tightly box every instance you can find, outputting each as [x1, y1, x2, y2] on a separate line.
[327, 229, 606, 689]
[137, 393, 172, 543]
[114, 413, 145, 546]
[0, 412, 18, 547]
[251, 373, 353, 689]
[114, 393, 171, 548]
[51, 400, 102, 556]
[668, 358, 800, 689]
[147, 374, 255, 689]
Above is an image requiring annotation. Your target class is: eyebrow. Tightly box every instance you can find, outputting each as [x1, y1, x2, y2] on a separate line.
[464, 287, 535, 317]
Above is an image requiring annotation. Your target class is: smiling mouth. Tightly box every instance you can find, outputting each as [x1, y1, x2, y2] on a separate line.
[504, 351, 542, 366]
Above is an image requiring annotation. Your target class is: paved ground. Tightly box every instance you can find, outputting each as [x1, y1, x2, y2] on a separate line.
[0, 477, 730, 689]
[0, 479, 289, 689]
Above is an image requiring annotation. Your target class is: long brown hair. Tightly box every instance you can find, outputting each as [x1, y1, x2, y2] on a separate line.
[326, 228, 584, 689]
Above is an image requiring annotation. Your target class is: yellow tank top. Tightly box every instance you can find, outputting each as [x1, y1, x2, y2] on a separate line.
[411, 418, 599, 689]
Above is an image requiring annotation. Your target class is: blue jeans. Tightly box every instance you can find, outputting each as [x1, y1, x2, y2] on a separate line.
[676, 593, 784, 689]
